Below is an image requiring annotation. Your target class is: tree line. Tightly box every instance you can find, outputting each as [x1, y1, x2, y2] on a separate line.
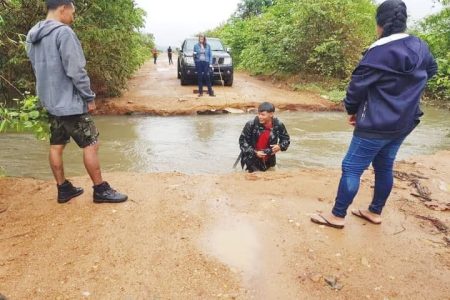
[0, 0, 154, 100]
[207, 0, 450, 103]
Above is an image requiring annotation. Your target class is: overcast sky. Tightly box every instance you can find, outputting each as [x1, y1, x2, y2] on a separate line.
[134, 0, 443, 48]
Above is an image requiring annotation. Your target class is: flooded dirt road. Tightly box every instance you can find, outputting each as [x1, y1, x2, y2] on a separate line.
[96, 56, 337, 116]
[1, 108, 449, 179]
[1, 56, 449, 299]
[1, 152, 450, 299]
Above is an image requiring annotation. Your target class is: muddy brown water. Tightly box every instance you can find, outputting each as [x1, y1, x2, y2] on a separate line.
[0, 108, 449, 179]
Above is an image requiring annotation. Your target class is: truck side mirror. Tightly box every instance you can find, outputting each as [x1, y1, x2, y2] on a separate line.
[226, 48, 232, 53]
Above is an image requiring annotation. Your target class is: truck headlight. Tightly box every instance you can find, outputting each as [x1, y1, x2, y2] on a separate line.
[185, 57, 195, 65]
[223, 57, 232, 65]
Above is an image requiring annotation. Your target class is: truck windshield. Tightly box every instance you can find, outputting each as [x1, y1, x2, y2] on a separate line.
[184, 39, 224, 52]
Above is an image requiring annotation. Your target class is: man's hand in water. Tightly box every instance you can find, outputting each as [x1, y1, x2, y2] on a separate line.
[271, 144, 281, 154]
[256, 151, 267, 159]
[348, 114, 356, 126]
[88, 101, 96, 113]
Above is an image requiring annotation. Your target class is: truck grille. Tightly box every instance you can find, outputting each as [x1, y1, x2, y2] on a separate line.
[212, 57, 225, 65]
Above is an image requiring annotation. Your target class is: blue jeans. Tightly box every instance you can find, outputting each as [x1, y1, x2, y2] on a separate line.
[196, 61, 213, 95]
[332, 135, 406, 218]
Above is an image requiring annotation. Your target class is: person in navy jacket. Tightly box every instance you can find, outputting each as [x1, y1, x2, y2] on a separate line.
[311, 0, 438, 229]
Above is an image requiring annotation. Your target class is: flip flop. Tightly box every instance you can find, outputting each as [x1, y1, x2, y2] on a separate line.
[310, 214, 345, 229]
[351, 209, 382, 225]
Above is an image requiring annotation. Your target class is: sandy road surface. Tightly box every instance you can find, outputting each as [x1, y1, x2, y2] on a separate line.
[96, 57, 338, 116]
[1, 152, 449, 299]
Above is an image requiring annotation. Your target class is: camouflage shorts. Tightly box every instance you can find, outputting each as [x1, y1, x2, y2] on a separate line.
[49, 114, 99, 148]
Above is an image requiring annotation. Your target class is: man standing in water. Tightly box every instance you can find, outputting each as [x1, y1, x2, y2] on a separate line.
[26, 0, 128, 204]
[239, 102, 290, 172]
[167, 46, 173, 65]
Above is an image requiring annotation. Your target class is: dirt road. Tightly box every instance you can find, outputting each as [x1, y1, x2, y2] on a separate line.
[1, 152, 449, 299]
[96, 56, 338, 116]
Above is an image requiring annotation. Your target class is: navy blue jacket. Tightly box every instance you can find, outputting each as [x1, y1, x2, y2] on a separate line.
[344, 35, 438, 139]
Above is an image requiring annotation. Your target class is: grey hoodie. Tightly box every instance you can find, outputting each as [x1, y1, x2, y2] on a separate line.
[26, 20, 95, 116]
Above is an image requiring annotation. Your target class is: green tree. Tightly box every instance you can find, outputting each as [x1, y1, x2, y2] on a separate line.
[418, 0, 450, 102]
[209, 0, 449, 103]
[0, 0, 155, 138]
[0, 0, 154, 99]
[73, 0, 153, 96]
[0, 0, 45, 99]
[208, 0, 376, 79]
[235, 0, 274, 19]
[0, 94, 49, 140]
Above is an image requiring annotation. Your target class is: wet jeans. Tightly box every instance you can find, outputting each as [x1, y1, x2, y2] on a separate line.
[196, 60, 213, 95]
[332, 135, 406, 218]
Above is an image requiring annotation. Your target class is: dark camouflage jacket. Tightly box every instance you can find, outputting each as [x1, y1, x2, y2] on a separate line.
[238, 117, 290, 171]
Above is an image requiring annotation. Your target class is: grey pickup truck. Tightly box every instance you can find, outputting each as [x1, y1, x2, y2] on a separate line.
[177, 37, 233, 86]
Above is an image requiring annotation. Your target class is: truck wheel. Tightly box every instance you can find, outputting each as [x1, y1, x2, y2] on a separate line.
[180, 73, 188, 86]
[224, 75, 233, 87]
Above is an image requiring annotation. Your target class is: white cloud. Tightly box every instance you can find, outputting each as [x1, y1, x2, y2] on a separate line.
[374, 0, 442, 22]
[135, 0, 443, 48]
[135, 0, 240, 48]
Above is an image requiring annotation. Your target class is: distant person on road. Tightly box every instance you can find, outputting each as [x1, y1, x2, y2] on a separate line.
[310, 0, 438, 229]
[167, 46, 173, 65]
[193, 34, 215, 97]
[26, 0, 128, 204]
[238, 102, 290, 173]
[152, 47, 158, 64]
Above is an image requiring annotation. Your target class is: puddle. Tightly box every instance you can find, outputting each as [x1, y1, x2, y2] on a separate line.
[199, 198, 296, 299]
[201, 216, 262, 278]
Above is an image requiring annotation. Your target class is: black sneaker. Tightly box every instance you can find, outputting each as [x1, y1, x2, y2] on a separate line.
[93, 182, 128, 203]
[209, 91, 216, 97]
[57, 180, 84, 204]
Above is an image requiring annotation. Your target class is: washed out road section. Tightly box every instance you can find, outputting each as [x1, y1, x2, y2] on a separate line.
[96, 56, 339, 116]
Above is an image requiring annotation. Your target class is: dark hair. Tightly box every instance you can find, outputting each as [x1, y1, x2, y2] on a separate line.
[376, 0, 407, 38]
[258, 102, 275, 113]
[198, 34, 207, 46]
[46, 0, 74, 10]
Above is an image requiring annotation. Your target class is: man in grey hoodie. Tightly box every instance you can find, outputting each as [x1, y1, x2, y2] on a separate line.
[26, 0, 127, 204]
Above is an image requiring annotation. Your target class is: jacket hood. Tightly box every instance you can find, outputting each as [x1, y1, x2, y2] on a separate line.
[27, 20, 66, 44]
[361, 35, 426, 74]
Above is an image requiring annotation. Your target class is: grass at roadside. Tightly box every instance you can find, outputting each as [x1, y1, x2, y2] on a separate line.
[292, 82, 346, 103]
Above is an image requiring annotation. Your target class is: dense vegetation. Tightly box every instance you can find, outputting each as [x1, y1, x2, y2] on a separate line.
[0, 0, 154, 100]
[0, 0, 154, 137]
[207, 0, 376, 79]
[417, 0, 450, 102]
[0, 0, 448, 140]
[207, 0, 449, 103]
[0, 95, 48, 139]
